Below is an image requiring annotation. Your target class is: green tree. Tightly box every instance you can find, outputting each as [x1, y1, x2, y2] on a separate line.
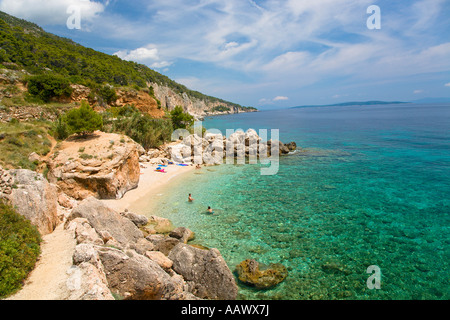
[65, 101, 103, 136]
[98, 85, 118, 105]
[26, 74, 73, 102]
[170, 106, 194, 130]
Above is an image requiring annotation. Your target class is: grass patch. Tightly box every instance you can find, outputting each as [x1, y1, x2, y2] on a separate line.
[0, 120, 52, 170]
[0, 200, 42, 298]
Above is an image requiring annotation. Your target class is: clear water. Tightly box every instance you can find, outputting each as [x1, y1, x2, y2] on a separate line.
[142, 103, 450, 300]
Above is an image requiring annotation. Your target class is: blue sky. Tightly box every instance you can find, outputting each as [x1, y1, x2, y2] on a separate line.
[1, 0, 450, 109]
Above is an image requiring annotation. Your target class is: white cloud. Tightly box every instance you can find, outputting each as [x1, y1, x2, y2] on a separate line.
[0, 0, 105, 25]
[114, 45, 172, 69]
[413, 90, 423, 94]
[273, 96, 289, 101]
[445, 83, 450, 87]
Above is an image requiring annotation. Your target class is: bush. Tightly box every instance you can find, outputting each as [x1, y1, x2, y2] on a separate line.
[170, 106, 194, 130]
[65, 101, 103, 136]
[53, 116, 69, 140]
[27, 74, 73, 102]
[211, 105, 231, 112]
[0, 201, 41, 298]
[104, 106, 173, 149]
[97, 85, 117, 105]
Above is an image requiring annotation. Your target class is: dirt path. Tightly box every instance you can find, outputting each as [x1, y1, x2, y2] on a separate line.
[6, 223, 76, 300]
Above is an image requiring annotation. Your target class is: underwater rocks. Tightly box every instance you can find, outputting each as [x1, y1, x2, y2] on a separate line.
[235, 259, 288, 289]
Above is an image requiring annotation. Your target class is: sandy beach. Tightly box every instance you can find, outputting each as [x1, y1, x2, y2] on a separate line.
[102, 162, 196, 214]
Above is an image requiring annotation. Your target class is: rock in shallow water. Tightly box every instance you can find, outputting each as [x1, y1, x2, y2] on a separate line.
[235, 259, 288, 289]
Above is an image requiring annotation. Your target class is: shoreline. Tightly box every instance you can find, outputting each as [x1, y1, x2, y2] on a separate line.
[101, 163, 196, 214]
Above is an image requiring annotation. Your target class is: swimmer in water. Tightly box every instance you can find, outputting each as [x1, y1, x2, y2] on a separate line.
[188, 194, 194, 202]
[207, 206, 213, 214]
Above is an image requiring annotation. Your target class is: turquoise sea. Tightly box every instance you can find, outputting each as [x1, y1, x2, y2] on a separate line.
[143, 103, 450, 300]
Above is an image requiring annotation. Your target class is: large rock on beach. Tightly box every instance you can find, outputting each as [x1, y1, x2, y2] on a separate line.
[235, 259, 288, 289]
[47, 131, 140, 200]
[5, 169, 59, 235]
[97, 247, 192, 300]
[167, 129, 297, 164]
[67, 197, 143, 248]
[168, 243, 239, 300]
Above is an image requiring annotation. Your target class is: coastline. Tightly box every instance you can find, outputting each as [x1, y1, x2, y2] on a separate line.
[101, 163, 196, 214]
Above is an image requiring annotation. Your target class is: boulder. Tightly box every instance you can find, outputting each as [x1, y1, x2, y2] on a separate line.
[67, 244, 113, 300]
[121, 211, 149, 227]
[6, 169, 59, 235]
[169, 227, 195, 244]
[67, 197, 143, 248]
[285, 141, 297, 151]
[97, 247, 191, 300]
[235, 259, 288, 289]
[145, 251, 173, 270]
[65, 217, 104, 246]
[168, 243, 238, 300]
[66, 262, 114, 300]
[146, 215, 175, 234]
[47, 132, 140, 200]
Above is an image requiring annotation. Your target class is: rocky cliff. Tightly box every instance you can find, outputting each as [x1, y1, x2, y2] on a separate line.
[150, 82, 256, 118]
[46, 131, 142, 200]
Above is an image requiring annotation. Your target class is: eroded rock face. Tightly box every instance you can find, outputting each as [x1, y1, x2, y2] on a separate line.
[47, 132, 140, 200]
[5, 169, 59, 235]
[168, 243, 239, 300]
[235, 259, 288, 289]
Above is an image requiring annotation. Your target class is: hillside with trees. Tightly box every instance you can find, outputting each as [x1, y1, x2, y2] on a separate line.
[0, 11, 255, 112]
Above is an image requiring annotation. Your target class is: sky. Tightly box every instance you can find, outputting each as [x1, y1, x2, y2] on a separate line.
[1, 0, 450, 109]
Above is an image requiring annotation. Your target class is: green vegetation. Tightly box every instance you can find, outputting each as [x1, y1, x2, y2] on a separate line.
[64, 101, 103, 136]
[96, 85, 118, 105]
[170, 106, 194, 130]
[0, 120, 52, 170]
[0, 11, 245, 110]
[211, 105, 231, 113]
[103, 105, 173, 149]
[26, 74, 73, 102]
[0, 200, 42, 298]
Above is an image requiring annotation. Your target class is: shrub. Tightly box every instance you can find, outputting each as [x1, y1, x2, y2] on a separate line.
[98, 85, 117, 105]
[53, 116, 69, 140]
[27, 74, 73, 102]
[170, 106, 194, 130]
[104, 106, 173, 149]
[65, 101, 103, 136]
[211, 105, 231, 112]
[0, 201, 41, 298]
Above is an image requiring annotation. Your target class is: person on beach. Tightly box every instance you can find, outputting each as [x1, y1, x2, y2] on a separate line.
[188, 194, 194, 202]
[196, 164, 201, 169]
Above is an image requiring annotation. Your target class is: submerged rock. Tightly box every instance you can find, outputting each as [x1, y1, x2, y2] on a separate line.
[235, 259, 288, 289]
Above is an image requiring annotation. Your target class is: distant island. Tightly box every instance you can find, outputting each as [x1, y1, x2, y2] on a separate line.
[291, 101, 410, 109]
